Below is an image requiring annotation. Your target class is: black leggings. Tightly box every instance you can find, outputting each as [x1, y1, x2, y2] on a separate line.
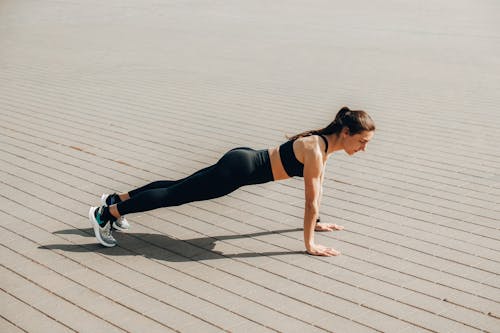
[116, 147, 274, 216]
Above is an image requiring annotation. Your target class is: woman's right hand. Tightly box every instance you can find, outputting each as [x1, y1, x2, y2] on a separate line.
[306, 243, 341, 256]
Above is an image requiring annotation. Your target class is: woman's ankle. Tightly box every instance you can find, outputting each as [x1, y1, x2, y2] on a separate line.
[109, 204, 121, 219]
[118, 193, 130, 202]
[100, 206, 117, 223]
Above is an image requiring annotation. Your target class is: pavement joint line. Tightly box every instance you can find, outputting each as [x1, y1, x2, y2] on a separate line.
[136, 207, 499, 327]
[6, 126, 476, 237]
[0, 291, 75, 333]
[0, 192, 447, 333]
[3, 75, 500, 167]
[0, 227, 248, 333]
[1, 162, 498, 310]
[1, 165, 498, 299]
[3, 159, 498, 297]
[0, 206, 357, 332]
[2, 99, 496, 182]
[0, 81, 283, 147]
[2, 2, 500, 330]
[4, 64, 500, 149]
[187, 200, 500, 303]
[0, 206, 340, 332]
[12, 111, 500, 227]
[1, 111, 496, 218]
[0, 130, 153, 182]
[0, 80, 283, 144]
[221, 195, 496, 268]
[0, 261, 131, 333]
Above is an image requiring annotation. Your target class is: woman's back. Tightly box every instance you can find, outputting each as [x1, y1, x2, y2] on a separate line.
[268, 135, 329, 180]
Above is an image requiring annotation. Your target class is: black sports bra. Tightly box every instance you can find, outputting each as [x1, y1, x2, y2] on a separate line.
[279, 135, 329, 177]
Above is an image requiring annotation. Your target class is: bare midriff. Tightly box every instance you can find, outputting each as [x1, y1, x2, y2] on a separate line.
[268, 147, 290, 181]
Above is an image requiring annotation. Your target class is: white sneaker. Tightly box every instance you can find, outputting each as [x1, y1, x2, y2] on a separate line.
[88, 206, 117, 247]
[101, 194, 130, 231]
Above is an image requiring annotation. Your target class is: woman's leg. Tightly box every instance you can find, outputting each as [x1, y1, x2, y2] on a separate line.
[91, 148, 273, 247]
[110, 166, 216, 202]
[103, 164, 220, 222]
[114, 148, 272, 217]
[124, 165, 215, 199]
[115, 165, 235, 215]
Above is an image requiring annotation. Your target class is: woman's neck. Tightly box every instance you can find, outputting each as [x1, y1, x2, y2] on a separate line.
[325, 133, 344, 154]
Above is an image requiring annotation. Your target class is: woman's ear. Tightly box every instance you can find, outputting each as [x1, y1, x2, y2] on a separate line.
[341, 127, 350, 138]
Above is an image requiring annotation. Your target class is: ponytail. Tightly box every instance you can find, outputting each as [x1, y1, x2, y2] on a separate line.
[288, 106, 375, 141]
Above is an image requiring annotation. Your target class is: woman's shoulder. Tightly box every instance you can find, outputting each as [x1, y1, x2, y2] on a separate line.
[296, 135, 324, 152]
[295, 135, 325, 163]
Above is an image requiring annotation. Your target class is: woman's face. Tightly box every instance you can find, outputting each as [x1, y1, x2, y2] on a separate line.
[343, 130, 374, 155]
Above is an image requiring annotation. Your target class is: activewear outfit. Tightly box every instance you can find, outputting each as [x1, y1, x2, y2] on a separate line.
[90, 136, 328, 246]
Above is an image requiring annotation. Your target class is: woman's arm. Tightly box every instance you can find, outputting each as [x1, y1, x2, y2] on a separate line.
[303, 150, 340, 256]
[317, 170, 323, 210]
[314, 161, 345, 233]
[316, 164, 325, 218]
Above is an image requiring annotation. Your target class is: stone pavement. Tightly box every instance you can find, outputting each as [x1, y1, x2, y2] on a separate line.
[1, 0, 499, 332]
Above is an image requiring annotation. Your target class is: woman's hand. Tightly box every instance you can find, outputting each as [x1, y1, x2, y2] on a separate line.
[306, 243, 341, 256]
[315, 222, 344, 232]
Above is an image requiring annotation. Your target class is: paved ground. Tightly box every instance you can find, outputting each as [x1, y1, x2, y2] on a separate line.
[1, 0, 499, 332]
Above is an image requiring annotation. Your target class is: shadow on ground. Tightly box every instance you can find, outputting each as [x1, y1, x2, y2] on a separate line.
[39, 227, 305, 262]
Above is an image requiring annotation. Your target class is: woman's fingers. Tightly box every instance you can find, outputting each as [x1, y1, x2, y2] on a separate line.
[325, 247, 341, 256]
[331, 224, 344, 231]
[317, 245, 340, 256]
[307, 245, 341, 256]
[315, 223, 345, 232]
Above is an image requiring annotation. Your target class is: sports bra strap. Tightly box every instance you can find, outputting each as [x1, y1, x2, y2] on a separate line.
[319, 135, 328, 153]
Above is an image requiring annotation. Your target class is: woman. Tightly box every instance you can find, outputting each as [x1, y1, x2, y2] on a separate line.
[89, 106, 375, 256]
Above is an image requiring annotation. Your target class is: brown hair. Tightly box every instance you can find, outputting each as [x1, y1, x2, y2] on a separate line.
[288, 106, 375, 140]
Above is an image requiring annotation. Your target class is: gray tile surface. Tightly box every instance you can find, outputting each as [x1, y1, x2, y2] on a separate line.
[1, 0, 499, 332]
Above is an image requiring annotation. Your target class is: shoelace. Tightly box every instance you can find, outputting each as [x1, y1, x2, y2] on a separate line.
[102, 222, 115, 240]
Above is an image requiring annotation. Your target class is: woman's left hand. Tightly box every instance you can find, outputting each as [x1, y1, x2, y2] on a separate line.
[306, 243, 341, 256]
[315, 222, 344, 232]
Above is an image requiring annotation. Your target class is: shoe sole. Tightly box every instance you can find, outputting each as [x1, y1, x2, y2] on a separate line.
[101, 194, 129, 231]
[113, 222, 129, 231]
[112, 221, 129, 231]
[88, 206, 116, 247]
